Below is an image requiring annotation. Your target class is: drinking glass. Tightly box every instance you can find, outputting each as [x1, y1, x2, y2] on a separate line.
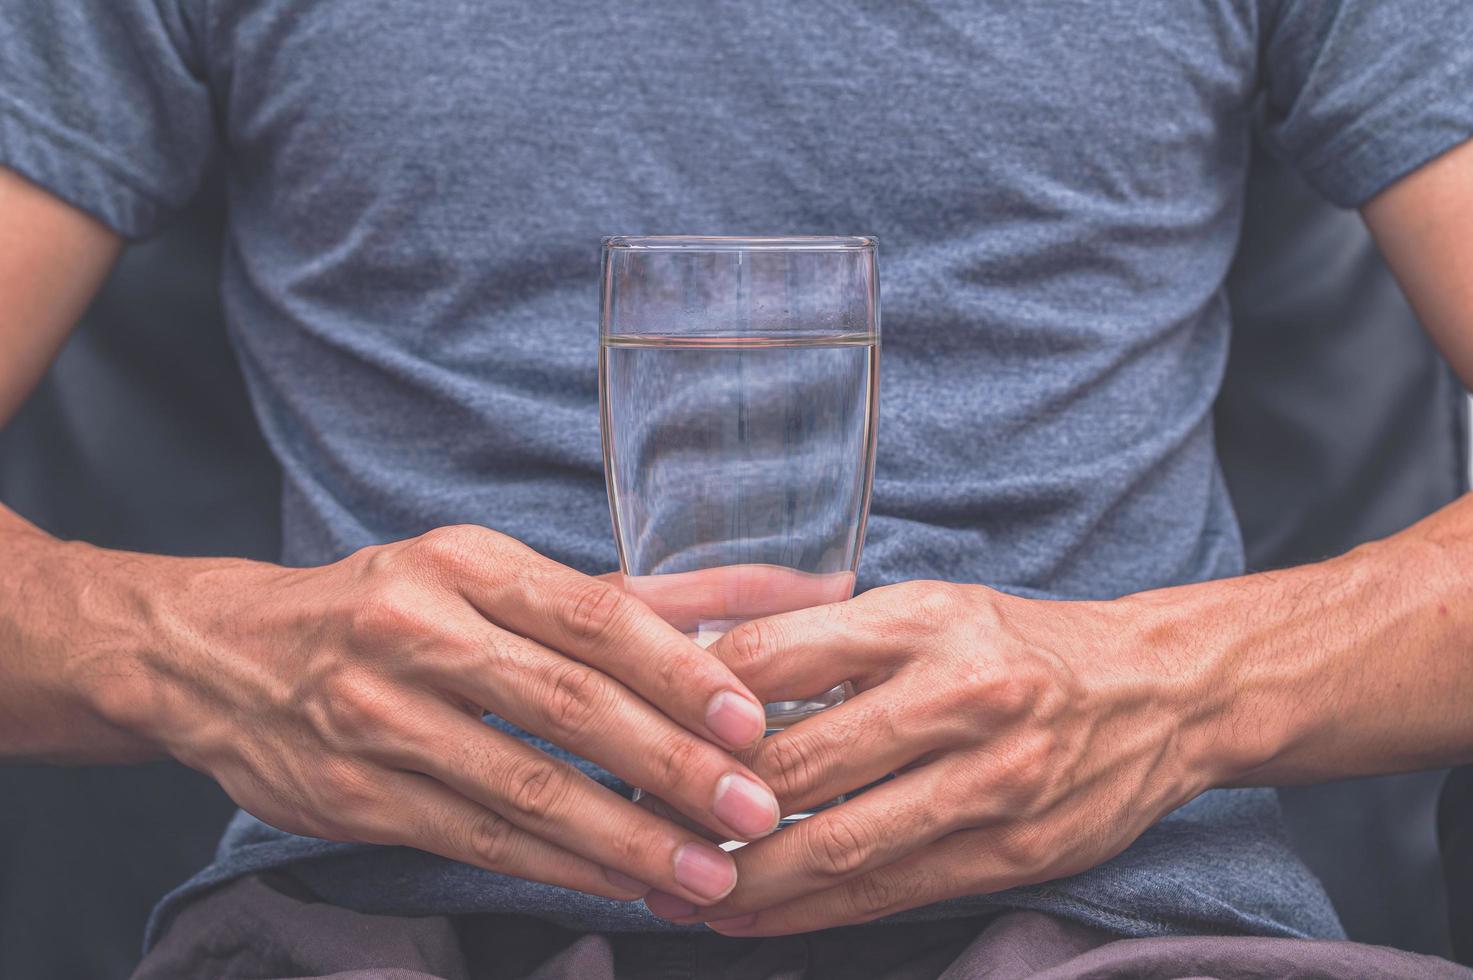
[599, 236, 880, 753]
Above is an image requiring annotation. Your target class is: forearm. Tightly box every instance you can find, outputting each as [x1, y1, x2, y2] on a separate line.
[0, 503, 238, 764]
[1139, 492, 1473, 787]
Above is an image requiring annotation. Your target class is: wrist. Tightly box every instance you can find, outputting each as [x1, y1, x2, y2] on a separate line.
[0, 534, 164, 763]
[1124, 548, 1406, 791]
[1132, 516, 1473, 789]
[1112, 579, 1300, 793]
[56, 539, 181, 759]
[68, 542, 283, 764]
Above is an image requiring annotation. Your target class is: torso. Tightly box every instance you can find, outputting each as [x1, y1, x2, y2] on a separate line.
[208, 0, 1257, 595]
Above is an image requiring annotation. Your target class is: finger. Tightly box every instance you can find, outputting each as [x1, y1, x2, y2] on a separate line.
[454, 620, 780, 843]
[355, 768, 647, 901]
[653, 765, 963, 922]
[394, 705, 746, 906]
[616, 564, 855, 632]
[739, 682, 943, 815]
[459, 537, 769, 751]
[636, 792, 728, 843]
[705, 830, 1002, 936]
[705, 590, 909, 704]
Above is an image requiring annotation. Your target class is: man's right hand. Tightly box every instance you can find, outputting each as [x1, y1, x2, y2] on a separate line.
[85, 524, 779, 906]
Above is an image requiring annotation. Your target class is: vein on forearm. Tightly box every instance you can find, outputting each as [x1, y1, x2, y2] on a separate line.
[1175, 493, 1473, 786]
[0, 505, 163, 763]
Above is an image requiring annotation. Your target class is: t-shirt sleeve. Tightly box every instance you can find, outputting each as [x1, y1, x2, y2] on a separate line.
[1258, 0, 1473, 209]
[0, 1, 215, 238]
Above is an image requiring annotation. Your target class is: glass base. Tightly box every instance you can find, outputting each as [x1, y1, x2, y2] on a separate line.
[762, 681, 850, 730]
[764, 681, 850, 826]
[716, 682, 855, 835]
[772, 798, 843, 829]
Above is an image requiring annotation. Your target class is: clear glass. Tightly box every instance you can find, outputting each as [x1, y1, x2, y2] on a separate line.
[599, 236, 879, 748]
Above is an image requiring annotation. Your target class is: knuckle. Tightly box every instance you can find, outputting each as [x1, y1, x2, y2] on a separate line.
[987, 746, 1050, 810]
[761, 733, 826, 801]
[416, 524, 480, 566]
[653, 646, 691, 695]
[349, 581, 431, 640]
[606, 817, 663, 871]
[982, 666, 1045, 720]
[848, 870, 912, 920]
[466, 811, 518, 868]
[358, 542, 397, 579]
[806, 814, 873, 879]
[562, 579, 631, 641]
[910, 581, 961, 630]
[1013, 733, 1053, 786]
[725, 618, 776, 672]
[650, 731, 705, 792]
[499, 755, 570, 824]
[997, 826, 1051, 875]
[541, 661, 607, 743]
[318, 758, 379, 815]
[318, 670, 399, 743]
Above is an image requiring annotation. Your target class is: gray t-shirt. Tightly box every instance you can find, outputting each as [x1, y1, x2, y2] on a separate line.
[4, 0, 1471, 948]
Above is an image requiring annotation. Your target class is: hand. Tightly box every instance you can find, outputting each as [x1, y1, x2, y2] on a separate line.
[641, 580, 1215, 933]
[616, 563, 856, 633]
[93, 525, 782, 907]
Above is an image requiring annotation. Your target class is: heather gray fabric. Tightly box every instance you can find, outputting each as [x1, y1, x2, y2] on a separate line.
[5, 0, 1473, 952]
[133, 874, 1473, 980]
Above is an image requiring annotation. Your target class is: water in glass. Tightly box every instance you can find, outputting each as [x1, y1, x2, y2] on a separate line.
[601, 331, 878, 727]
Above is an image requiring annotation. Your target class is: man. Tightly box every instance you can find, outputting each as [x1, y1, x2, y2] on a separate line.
[1, 2, 1471, 977]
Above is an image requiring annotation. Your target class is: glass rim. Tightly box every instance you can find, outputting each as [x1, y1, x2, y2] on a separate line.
[602, 235, 877, 252]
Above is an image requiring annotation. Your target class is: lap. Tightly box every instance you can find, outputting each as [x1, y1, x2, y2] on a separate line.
[133, 874, 1470, 980]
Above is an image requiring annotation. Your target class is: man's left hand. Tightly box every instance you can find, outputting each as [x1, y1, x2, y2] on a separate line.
[642, 580, 1222, 934]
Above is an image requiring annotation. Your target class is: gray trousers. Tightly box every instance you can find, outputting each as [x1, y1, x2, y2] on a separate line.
[134, 874, 1470, 980]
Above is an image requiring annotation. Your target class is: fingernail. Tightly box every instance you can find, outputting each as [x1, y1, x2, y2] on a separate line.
[706, 691, 765, 747]
[603, 868, 649, 897]
[713, 772, 780, 839]
[644, 889, 697, 919]
[673, 842, 737, 902]
[706, 914, 757, 933]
